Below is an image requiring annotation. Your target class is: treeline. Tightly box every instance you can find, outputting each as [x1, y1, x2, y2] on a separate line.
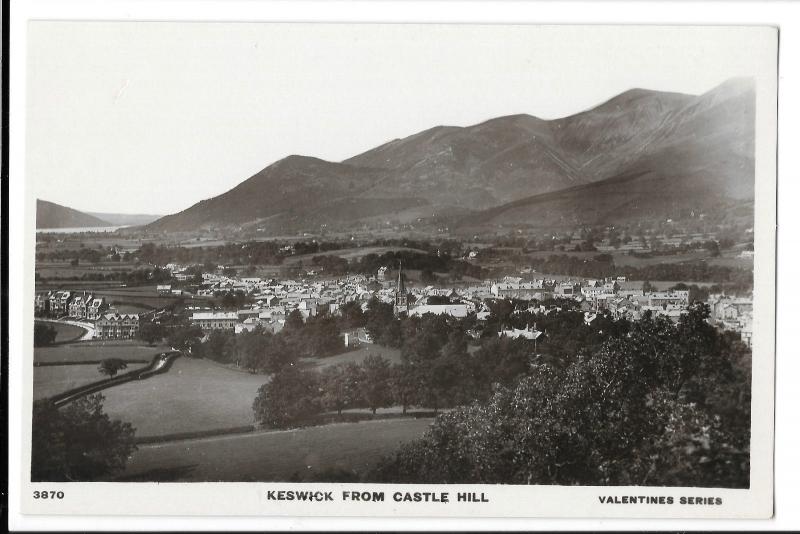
[36, 245, 123, 263]
[150, 310, 344, 372]
[528, 254, 752, 286]
[36, 266, 172, 286]
[353, 250, 486, 280]
[253, 299, 627, 430]
[370, 304, 752, 488]
[137, 241, 287, 267]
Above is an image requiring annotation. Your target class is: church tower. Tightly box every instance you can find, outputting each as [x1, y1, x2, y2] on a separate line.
[393, 260, 409, 316]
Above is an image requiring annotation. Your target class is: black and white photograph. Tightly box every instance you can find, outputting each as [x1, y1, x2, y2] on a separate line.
[8, 11, 782, 524]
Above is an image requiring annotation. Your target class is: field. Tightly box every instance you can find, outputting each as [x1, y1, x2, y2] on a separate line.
[34, 362, 148, 400]
[99, 357, 268, 438]
[304, 344, 404, 369]
[37, 321, 87, 343]
[115, 417, 433, 482]
[33, 341, 170, 364]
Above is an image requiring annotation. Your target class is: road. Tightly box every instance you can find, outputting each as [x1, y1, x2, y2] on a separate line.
[50, 351, 181, 407]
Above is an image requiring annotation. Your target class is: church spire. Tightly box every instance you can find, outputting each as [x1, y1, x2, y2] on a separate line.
[394, 260, 408, 315]
[397, 260, 406, 295]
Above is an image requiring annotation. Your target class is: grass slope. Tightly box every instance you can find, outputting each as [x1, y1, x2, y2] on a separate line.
[99, 357, 267, 438]
[116, 418, 433, 482]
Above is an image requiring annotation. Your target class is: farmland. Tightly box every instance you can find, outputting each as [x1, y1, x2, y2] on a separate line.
[99, 357, 268, 439]
[34, 362, 148, 400]
[33, 340, 170, 364]
[115, 417, 433, 482]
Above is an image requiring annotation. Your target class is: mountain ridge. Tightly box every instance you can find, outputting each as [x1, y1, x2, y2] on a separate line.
[144, 77, 755, 235]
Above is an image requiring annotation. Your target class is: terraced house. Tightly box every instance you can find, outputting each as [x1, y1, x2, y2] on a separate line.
[95, 312, 140, 339]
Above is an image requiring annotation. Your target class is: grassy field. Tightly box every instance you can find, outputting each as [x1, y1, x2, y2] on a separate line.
[37, 321, 87, 343]
[304, 344, 404, 370]
[34, 362, 149, 400]
[33, 341, 170, 364]
[100, 357, 268, 438]
[115, 417, 432, 482]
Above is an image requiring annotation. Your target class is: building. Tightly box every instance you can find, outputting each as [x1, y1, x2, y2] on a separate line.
[498, 325, 543, 341]
[87, 297, 107, 321]
[69, 293, 93, 319]
[393, 262, 409, 316]
[377, 266, 388, 282]
[191, 311, 238, 331]
[407, 304, 470, 318]
[49, 290, 72, 316]
[157, 284, 172, 296]
[34, 291, 52, 314]
[95, 313, 140, 339]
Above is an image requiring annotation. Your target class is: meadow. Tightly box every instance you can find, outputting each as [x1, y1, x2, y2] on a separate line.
[115, 417, 433, 482]
[33, 341, 170, 364]
[99, 357, 268, 439]
[34, 362, 148, 400]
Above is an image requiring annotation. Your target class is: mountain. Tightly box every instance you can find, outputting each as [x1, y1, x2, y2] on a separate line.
[463, 77, 755, 230]
[145, 77, 755, 235]
[87, 212, 163, 226]
[36, 199, 111, 229]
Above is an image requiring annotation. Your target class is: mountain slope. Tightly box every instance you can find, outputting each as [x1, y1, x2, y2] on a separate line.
[462, 78, 755, 230]
[144, 77, 755, 235]
[36, 199, 111, 229]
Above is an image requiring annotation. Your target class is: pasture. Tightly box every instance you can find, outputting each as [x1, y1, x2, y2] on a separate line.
[99, 357, 268, 439]
[34, 362, 148, 400]
[33, 341, 170, 364]
[116, 417, 432, 482]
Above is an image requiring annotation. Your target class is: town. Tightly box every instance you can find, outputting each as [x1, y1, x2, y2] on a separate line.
[34, 259, 754, 348]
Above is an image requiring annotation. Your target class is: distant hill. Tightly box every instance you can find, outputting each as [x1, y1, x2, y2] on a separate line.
[87, 212, 163, 226]
[36, 199, 110, 229]
[145, 77, 755, 235]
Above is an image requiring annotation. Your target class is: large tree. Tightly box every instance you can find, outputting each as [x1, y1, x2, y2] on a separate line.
[98, 358, 128, 378]
[34, 322, 57, 347]
[31, 394, 137, 481]
[252, 366, 321, 428]
[360, 354, 392, 415]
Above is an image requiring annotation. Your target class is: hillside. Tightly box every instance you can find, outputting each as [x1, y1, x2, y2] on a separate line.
[145, 77, 755, 235]
[462, 77, 755, 230]
[36, 199, 110, 229]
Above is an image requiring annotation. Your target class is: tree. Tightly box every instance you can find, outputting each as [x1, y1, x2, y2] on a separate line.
[252, 366, 321, 428]
[283, 309, 305, 332]
[98, 358, 128, 378]
[338, 300, 366, 330]
[360, 354, 392, 415]
[138, 322, 164, 346]
[31, 394, 137, 481]
[320, 363, 362, 416]
[167, 325, 203, 353]
[34, 322, 57, 347]
[390, 362, 417, 415]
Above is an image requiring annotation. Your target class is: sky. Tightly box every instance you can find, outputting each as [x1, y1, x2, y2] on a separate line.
[26, 23, 773, 216]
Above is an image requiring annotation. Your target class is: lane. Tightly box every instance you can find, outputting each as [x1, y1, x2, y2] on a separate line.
[50, 351, 181, 407]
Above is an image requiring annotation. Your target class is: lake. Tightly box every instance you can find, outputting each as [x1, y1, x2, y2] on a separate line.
[36, 225, 130, 234]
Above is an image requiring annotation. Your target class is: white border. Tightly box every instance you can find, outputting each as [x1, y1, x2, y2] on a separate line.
[7, 1, 796, 531]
